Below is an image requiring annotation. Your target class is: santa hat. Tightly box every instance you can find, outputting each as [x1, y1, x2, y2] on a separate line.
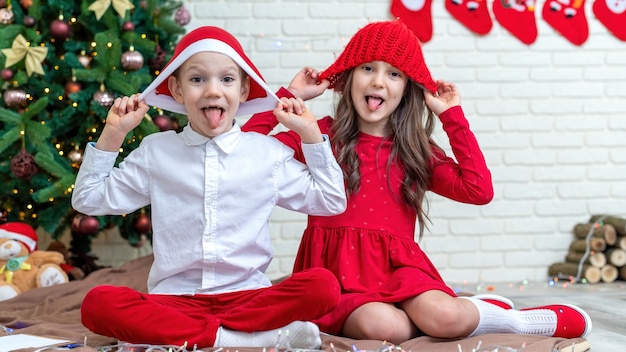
[318, 20, 437, 94]
[139, 26, 279, 117]
[0, 222, 38, 252]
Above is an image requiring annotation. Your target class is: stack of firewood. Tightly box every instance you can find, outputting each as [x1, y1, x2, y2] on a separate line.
[548, 215, 626, 284]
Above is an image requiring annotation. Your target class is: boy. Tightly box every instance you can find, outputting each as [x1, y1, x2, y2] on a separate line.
[71, 26, 346, 349]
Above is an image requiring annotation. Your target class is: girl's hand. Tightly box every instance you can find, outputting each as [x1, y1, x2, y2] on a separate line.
[424, 80, 461, 115]
[287, 67, 330, 101]
[273, 97, 323, 144]
[96, 94, 150, 152]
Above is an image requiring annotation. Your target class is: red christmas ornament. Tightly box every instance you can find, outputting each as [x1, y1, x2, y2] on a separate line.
[149, 45, 167, 72]
[3, 88, 28, 108]
[65, 81, 81, 96]
[121, 49, 144, 71]
[50, 19, 71, 40]
[122, 21, 135, 32]
[79, 216, 100, 235]
[132, 213, 152, 233]
[23, 15, 36, 27]
[10, 149, 38, 180]
[1, 68, 14, 81]
[174, 6, 191, 26]
[153, 114, 173, 131]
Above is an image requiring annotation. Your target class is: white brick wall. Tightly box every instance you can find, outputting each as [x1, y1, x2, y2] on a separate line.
[99, 1, 626, 285]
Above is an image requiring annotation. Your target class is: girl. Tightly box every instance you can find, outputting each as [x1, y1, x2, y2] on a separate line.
[243, 20, 591, 344]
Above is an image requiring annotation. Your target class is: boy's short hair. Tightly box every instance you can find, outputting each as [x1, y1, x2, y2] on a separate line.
[139, 26, 279, 116]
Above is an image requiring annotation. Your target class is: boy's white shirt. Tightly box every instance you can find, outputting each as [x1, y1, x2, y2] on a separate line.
[71, 124, 345, 295]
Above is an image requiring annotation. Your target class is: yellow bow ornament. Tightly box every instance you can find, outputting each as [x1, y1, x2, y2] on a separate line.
[88, 0, 135, 20]
[1, 34, 48, 77]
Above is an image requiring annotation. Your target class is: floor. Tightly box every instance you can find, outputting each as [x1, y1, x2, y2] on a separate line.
[455, 280, 626, 351]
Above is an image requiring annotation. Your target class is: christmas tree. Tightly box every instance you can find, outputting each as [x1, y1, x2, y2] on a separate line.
[0, 0, 189, 258]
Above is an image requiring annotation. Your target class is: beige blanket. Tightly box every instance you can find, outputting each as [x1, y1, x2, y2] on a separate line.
[0, 254, 589, 352]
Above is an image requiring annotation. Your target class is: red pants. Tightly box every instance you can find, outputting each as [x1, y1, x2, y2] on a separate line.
[81, 267, 340, 347]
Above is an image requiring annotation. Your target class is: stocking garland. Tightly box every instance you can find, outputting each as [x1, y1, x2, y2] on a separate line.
[543, 0, 589, 46]
[390, 0, 434, 42]
[445, 0, 493, 35]
[593, 0, 626, 41]
[493, 0, 538, 45]
[390, 0, 624, 44]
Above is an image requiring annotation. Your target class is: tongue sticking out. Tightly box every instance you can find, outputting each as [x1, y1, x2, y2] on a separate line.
[367, 97, 383, 111]
[206, 108, 223, 129]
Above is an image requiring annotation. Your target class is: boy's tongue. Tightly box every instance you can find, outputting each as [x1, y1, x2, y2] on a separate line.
[206, 108, 223, 128]
[367, 97, 383, 111]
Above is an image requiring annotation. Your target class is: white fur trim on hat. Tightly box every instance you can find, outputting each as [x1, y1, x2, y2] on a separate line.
[138, 39, 279, 117]
[0, 228, 37, 252]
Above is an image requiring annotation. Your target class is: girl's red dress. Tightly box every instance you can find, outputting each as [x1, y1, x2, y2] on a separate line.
[244, 102, 493, 334]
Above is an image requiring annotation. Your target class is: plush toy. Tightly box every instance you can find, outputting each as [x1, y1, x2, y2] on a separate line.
[0, 222, 69, 302]
[46, 240, 85, 281]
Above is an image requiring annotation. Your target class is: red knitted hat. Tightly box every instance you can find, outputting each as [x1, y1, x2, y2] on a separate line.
[0, 222, 38, 252]
[139, 26, 279, 116]
[319, 20, 437, 93]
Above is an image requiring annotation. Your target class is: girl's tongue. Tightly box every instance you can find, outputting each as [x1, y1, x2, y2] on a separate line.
[367, 96, 383, 111]
[205, 107, 223, 128]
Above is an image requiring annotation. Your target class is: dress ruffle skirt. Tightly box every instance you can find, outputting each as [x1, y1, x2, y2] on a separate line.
[293, 226, 456, 334]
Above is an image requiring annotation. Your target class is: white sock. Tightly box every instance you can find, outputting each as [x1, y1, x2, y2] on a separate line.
[215, 321, 321, 349]
[462, 297, 557, 337]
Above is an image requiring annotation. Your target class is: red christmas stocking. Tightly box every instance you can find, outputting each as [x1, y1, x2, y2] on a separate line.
[543, 0, 589, 46]
[445, 0, 493, 35]
[390, 0, 434, 43]
[593, 0, 626, 41]
[492, 0, 538, 45]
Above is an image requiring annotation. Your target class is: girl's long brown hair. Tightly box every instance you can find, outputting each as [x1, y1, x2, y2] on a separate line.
[330, 69, 443, 239]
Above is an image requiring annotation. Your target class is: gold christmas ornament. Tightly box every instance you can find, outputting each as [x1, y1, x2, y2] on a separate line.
[78, 52, 91, 68]
[1, 34, 48, 76]
[0, 7, 14, 24]
[67, 149, 83, 166]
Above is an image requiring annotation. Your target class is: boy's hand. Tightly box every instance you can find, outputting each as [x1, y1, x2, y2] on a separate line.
[96, 94, 150, 152]
[287, 67, 330, 101]
[273, 97, 323, 144]
[424, 80, 461, 116]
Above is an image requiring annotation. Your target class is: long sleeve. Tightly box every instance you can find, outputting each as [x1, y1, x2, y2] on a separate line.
[71, 142, 152, 215]
[243, 87, 335, 164]
[242, 87, 291, 134]
[428, 106, 493, 205]
[72, 125, 345, 295]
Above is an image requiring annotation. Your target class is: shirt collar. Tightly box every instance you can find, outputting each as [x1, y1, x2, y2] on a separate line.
[180, 123, 241, 154]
